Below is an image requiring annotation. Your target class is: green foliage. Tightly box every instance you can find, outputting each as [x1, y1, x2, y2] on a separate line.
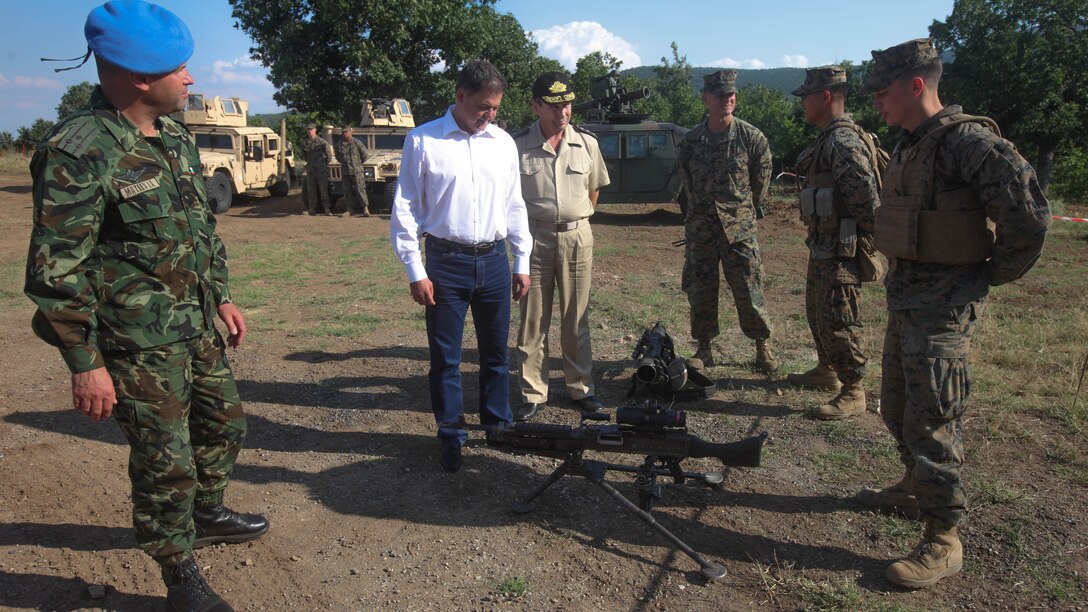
[1050, 147, 1088, 203]
[930, 0, 1088, 190]
[736, 84, 816, 172]
[228, 0, 557, 129]
[650, 42, 704, 127]
[55, 81, 96, 121]
[15, 119, 56, 150]
[572, 51, 623, 102]
[495, 575, 528, 598]
[0, 131, 13, 150]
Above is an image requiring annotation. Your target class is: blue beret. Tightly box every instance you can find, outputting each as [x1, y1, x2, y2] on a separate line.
[85, 0, 193, 74]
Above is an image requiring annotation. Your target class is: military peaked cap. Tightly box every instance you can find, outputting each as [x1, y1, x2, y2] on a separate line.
[792, 66, 848, 97]
[703, 70, 737, 95]
[860, 38, 940, 95]
[532, 72, 575, 104]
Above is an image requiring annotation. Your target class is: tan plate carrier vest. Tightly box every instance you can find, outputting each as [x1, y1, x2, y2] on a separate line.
[875, 113, 999, 265]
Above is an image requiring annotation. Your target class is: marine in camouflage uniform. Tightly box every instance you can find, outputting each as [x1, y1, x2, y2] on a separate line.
[678, 69, 777, 372]
[25, 2, 268, 609]
[787, 66, 881, 420]
[301, 123, 333, 215]
[857, 38, 1050, 589]
[335, 126, 371, 216]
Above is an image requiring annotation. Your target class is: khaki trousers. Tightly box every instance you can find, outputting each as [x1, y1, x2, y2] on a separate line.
[516, 221, 594, 403]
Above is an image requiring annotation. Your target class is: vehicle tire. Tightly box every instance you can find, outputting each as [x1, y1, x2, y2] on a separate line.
[208, 172, 233, 213]
[269, 169, 291, 197]
[384, 179, 397, 212]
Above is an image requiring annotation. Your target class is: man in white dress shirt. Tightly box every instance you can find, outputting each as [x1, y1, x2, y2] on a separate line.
[390, 59, 533, 472]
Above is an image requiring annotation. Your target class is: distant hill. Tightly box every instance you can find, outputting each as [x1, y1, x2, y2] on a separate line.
[622, 66, 807, 95]
[250, 111, 290, 127]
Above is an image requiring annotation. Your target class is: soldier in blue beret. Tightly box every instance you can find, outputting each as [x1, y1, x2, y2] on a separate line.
[26, 2, 268, 610]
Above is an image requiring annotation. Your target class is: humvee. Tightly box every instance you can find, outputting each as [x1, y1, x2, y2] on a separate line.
[574, 74, 690, 215]
[326, 98, 415, 212]
[173, 94, 295, 213]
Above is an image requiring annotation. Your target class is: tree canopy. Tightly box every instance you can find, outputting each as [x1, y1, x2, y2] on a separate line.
[930, 0, 1088, 190]
[228, 0, 557, 128]
[56, 82, 96, 121]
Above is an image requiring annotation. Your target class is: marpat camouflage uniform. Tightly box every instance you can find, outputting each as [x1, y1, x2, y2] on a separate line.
[879, 105, 1050, 528]
[301, 133, 333, 214]
[336, 136, 371, 214]
[678, 117, 773, 341]
[24, 87, 247, 565]
[799, 116, 880, 384]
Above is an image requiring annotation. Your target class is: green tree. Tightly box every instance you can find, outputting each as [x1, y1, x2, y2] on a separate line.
[571, 51, 623, 102]
[735, 84, 814, 173]
[56, 81, 96, 121]
[229, 0, 555, 129]
[651, 43, 703, 128]
[930, 0, 1088, 190]
[15, 119, 56, 150]
[0, 131, 13, 150]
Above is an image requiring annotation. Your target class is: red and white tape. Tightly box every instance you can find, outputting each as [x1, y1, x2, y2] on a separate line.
[1053, 215, 1088, 223]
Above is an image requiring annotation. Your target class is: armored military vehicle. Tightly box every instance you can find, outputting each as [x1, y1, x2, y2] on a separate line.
[326, 98, 415, 212]
[173, 94, 295, 213]
[575, 74, 690, 215]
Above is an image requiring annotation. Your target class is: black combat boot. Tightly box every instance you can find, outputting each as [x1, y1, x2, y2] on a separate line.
[192, 503, 270, 548]
[162, 558, 234, 612]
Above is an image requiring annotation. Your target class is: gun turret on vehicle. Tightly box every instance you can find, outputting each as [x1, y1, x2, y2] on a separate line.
[172, 93, 295, 213]
[574, 73, 689, 213]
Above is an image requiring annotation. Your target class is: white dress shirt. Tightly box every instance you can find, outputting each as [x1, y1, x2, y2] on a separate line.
[390, 107, 532, 283]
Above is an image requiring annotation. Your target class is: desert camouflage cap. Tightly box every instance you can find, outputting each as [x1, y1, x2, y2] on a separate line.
[703, 70, 737, 95]
[532, 71, 575, 104]
[860, 38, 940, 95]
[791, 65, 848, 97]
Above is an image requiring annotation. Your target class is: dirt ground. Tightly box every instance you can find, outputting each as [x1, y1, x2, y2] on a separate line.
[1, 171, 1086, 611]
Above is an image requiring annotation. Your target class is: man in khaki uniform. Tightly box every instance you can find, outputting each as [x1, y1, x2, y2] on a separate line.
[512, 72, 610, 421]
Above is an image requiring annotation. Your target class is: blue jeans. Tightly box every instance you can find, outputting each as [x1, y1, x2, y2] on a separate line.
[425, 239, 514, 445]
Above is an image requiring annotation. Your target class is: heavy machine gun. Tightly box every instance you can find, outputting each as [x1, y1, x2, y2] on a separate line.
[446, 402, 767, 580]
[572, 72, 652, 124]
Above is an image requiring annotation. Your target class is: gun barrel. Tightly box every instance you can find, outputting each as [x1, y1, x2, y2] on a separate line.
[635, 357, 667, 385]
[687, 432, 767, 467]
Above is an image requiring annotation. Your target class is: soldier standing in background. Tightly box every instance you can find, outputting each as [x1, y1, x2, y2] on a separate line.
[25, 2, 269, 610]
[787, 66, 881, 419]
[678, 69, 777, 373]
[301, 122, 334, 215]
[857, 38, 1050, 588]
[336, 125, 371, 216]
[512, 71, 610, 422]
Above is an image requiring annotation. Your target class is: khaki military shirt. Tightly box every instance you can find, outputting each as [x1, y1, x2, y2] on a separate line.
[25, 87, 230, 373]
[514, 122, 610, 223]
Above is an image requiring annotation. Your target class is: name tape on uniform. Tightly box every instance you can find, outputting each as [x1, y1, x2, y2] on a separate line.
[120, 177, 161, 199]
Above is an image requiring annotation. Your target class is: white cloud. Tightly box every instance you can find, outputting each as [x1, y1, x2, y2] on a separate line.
[208, 56, 268, 86]
[0, 73, 63, 89]
[708, 57, 766, 69]
[781, 54, 809, 68]
[530, 21, 640, 70]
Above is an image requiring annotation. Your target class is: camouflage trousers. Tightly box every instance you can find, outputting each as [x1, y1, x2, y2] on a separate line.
[302, 173, 332, 214]
[881, 302, 981, 528]
[805, 258, 866, 384]
[341, 172, 370, 214]
[682, 222, 772, 341]
[105, 329, 247, 566]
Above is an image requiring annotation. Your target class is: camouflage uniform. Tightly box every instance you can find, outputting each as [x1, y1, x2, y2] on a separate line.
[24, 87, 247, 566]
[678, 116, 773, 342]
[878, 104, 1050, 528]
[301, 133, 333, 214]
[335, 134, 370, 215]
[798, 115, 879, 385]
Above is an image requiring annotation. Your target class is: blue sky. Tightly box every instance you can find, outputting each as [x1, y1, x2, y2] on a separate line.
[0, 0, 955, 134]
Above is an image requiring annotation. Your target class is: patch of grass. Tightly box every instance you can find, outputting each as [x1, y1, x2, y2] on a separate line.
[304, 312, 382, 338]
[754, 558, 862, 611]
[876, 514, 920, 547]
[1029, 564, 1081, 603]
[810, 448, 859, 474]
[0, 258, 25, 310]
[0, 150, 32, 173]
[494, 575, 529, 599]
[970, 476, 1027, 507]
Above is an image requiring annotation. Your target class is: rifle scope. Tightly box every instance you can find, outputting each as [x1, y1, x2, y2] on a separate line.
[616, 404, 686, 428]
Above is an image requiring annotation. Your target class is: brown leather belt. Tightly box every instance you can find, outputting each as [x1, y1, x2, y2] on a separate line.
[531, 218, 584, 232]
[426, 235, 497, 256]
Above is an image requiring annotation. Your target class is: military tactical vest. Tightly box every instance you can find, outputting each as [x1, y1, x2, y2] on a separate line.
[799, 120, 886, 278]
[875, 113, 999, 265]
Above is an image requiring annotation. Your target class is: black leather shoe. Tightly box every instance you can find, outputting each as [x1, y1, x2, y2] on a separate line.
[162, 558, 234, 612]
[440, 442, 463, 472]
[514, 402, 543, 422]
[575, 396, 609, 421]
[192, 504, 270, 549]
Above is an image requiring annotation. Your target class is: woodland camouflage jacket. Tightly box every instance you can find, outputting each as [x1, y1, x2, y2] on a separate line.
[25, 87, 231, 374]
